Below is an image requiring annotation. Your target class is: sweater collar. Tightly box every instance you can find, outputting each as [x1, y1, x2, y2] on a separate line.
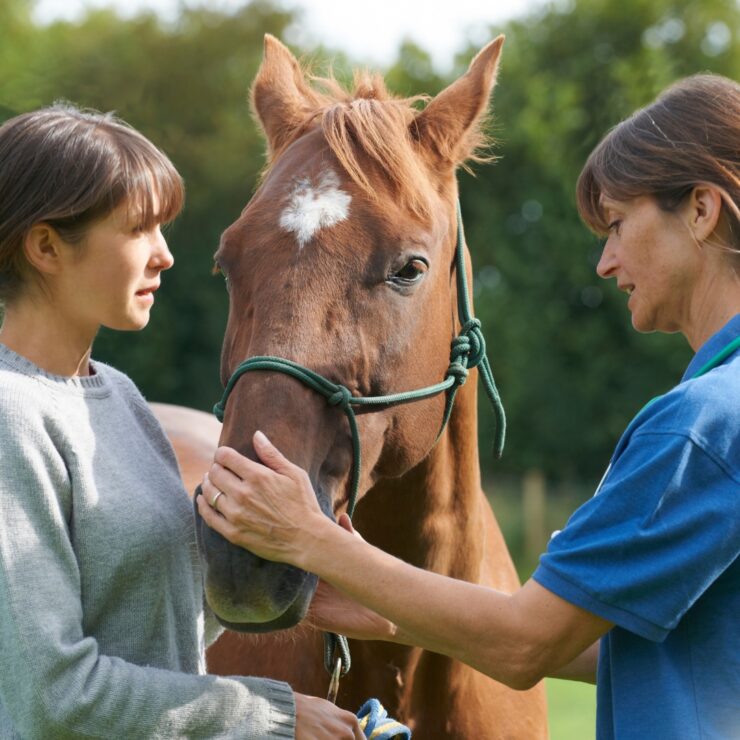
[0, 343, 111, 394]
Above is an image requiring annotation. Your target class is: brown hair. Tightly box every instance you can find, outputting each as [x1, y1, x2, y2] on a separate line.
[576, 74, 740, 253]
[0, 103, 184, 302]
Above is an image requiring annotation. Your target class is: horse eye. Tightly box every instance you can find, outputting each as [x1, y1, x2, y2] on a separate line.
[393, 258, 428, 283]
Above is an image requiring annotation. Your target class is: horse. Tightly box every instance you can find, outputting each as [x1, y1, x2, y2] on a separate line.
[154, 34, 548, 738]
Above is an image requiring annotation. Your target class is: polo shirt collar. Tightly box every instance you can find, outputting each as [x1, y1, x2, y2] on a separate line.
[682, 312, 740, 382]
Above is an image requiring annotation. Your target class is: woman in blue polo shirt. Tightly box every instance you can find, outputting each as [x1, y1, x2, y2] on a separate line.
[199, 73, 740, 738]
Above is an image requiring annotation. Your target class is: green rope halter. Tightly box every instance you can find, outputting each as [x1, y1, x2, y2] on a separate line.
[212, 200, 505, 676]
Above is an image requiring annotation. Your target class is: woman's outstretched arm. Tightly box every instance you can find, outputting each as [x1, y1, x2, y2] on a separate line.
[197, 433, 611, 690]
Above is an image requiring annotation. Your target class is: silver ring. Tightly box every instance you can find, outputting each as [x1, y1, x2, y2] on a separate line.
[210, 490, 225, 512]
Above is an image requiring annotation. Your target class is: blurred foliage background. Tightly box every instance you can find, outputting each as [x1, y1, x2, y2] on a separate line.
[2, 3, 737, 735]
[1, 0, 738, 514]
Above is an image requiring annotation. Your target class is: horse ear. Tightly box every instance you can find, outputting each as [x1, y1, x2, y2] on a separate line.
[414, 35, 504, 167]
[250, 34, 318, 158]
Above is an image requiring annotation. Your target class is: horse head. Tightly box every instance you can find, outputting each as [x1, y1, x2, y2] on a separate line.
[195, 34, 504, 631]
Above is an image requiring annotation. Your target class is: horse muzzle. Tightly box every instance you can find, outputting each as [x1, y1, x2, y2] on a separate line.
[193, 483, 330, 631]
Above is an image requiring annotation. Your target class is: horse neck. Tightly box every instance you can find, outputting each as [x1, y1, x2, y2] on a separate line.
[357, 377, 487, 583]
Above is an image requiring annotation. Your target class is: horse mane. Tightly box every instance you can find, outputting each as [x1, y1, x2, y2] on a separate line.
[263, 69, 494, 221]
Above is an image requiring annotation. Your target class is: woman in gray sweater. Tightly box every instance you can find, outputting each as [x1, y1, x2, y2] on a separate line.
[0, 104, 362, 739]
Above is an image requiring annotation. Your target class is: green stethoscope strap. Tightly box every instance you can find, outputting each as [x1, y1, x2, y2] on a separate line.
[691, 336, 740, 379]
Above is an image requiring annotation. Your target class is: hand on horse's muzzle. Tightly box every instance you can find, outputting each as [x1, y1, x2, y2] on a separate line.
[193, 432, 343, 630]
[196, 431, 330, 568]
[193, 477, 319, 630]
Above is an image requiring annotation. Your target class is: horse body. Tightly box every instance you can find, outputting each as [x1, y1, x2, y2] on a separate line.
[150, 403, 222, 488]
[156, 33, 548, 737]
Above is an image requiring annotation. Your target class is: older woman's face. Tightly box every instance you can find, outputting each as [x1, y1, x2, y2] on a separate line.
[596, 195, 701, 336]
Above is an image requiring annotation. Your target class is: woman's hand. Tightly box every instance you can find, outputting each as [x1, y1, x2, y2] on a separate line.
[197, 438, 398, 642]
[196, 431, 331, 568]
[307, 515, 398, 642]
[294, 692, 364, 739]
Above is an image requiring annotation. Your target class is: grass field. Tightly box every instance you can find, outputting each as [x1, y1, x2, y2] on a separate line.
[547, 678, 596, 739]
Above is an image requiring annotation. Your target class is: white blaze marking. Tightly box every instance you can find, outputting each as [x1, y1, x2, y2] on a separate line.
[279, 170, 351, 248]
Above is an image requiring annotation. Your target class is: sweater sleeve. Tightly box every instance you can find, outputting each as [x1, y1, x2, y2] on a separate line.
[0, 394, 295, 740]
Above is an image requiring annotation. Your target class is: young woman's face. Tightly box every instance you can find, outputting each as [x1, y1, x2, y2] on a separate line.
[596, 195, 699, 335]
[57, 196, 174, 333]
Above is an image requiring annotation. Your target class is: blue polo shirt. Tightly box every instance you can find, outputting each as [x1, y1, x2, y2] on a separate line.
[534, 314, 740, 739]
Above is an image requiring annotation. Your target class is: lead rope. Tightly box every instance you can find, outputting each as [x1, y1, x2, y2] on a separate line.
[212, 201, 505, 695]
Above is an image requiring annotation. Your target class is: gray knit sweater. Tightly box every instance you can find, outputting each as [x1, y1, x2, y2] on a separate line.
[0, 345, 295, 739]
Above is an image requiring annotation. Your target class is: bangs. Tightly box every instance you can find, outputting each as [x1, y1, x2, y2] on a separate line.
[575, 120, 640, 237]
[41, 111, 186, 242]
[113, 129, 185, 228]
[575, 158, 611, 237]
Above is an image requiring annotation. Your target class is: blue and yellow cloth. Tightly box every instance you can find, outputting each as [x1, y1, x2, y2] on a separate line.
[357, 699, 411, 739]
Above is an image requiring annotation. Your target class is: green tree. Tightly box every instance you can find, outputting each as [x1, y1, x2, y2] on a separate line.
[1, 0, 737, 483]
[459, 0, 740, 480]
[0, 0, 37, 115]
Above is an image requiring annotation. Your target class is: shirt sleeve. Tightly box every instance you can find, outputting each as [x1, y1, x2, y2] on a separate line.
[533, 430, 740, 642]
[0, 398, 295, 740]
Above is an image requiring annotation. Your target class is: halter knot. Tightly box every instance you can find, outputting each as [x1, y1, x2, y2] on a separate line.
[450, 335, 471, 363]
[213, 400, 226, 423]
[446, 361, 469, 386]
[328, 385, 353, 410]
[460, 318, 486, 368]
[449, 319, 485, 372]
